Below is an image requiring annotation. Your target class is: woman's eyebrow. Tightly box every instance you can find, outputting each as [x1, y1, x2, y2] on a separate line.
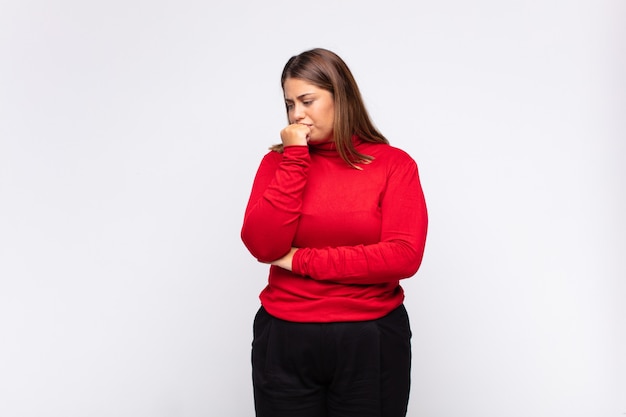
[285, 93, 315, 102]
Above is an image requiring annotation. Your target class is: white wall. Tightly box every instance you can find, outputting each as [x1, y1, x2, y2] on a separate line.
[1, 1, 624, 416]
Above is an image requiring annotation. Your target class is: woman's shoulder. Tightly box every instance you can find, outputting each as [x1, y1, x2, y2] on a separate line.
[363, 141, 416, 165]
[264, 148, 284, 159]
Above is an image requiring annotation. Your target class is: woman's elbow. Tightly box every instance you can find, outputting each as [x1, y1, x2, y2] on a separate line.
[396, 245, 425, 279]
[241, 231, 288, 263]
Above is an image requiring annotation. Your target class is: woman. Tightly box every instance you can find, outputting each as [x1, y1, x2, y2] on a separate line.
[241, 48, 428, 417]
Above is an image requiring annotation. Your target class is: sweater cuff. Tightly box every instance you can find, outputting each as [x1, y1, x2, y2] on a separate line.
[292, 248, 306, 276]
[283, 145, 309, 153]
[281, 145, 310, 164]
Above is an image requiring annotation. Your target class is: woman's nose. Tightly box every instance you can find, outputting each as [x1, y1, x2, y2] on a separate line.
[292, 104, 305, 122]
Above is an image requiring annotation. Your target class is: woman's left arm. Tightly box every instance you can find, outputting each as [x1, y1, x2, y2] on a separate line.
[287, 156, 428, 285]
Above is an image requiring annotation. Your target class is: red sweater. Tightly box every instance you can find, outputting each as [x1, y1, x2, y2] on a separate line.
[241, 137, 428, 322]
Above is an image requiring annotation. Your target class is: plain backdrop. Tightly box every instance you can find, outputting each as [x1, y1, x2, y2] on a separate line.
[1, 1, 624, 416]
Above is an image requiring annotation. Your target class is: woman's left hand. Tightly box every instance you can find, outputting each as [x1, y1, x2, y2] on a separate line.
[267, 247, 298, 271]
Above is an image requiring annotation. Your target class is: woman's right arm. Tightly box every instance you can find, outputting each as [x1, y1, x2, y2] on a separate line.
[240, 145, 310, 263]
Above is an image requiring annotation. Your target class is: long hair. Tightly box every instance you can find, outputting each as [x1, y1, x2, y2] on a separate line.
[272, 48, 388, 168]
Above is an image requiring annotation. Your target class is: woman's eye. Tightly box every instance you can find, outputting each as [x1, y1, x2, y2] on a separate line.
[303, 100, 313, 106]
[285, 103, 294, 110]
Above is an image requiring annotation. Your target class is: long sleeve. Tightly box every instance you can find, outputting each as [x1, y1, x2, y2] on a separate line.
[292, 154, 428, 284]
[242, 138, 427, 323]
[241, 146, 310, 262]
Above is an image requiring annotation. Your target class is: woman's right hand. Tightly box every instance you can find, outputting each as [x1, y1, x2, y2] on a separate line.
[280, 123, 311, 147]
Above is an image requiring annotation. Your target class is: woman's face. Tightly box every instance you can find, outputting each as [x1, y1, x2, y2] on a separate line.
[283, 77, 335, 143]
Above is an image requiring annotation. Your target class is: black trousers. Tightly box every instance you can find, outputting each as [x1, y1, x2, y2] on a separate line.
[252, 305, 412, 417]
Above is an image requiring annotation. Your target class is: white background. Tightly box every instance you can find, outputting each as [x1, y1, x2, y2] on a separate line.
[1, 1, 624, 416]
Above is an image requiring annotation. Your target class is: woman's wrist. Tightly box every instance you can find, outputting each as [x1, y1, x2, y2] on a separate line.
[269, 247, 298, 271]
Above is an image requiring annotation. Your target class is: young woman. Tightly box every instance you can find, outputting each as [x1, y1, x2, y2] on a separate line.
[241, 48, 428, 417]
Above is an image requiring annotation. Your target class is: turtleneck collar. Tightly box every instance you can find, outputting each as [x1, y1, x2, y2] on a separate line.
[308, 135, 364, 156]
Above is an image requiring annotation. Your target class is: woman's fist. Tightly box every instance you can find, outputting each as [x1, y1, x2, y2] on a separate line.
[280, 123, 311, 147]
